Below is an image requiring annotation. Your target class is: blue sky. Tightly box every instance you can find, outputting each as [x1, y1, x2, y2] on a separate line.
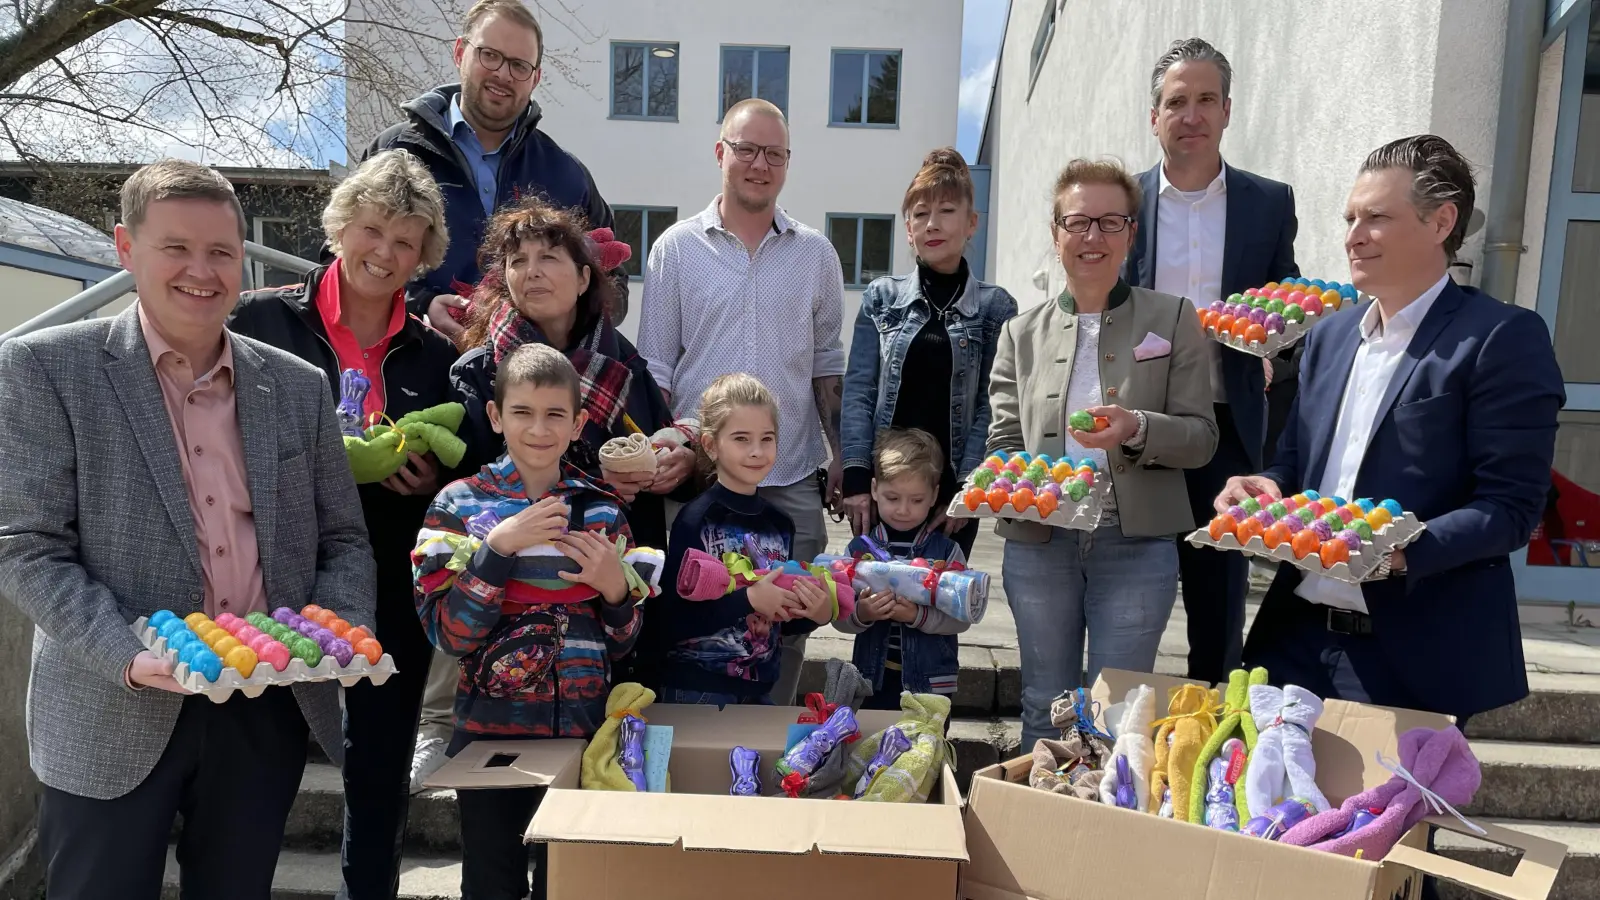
[957, 0, 1008, 159]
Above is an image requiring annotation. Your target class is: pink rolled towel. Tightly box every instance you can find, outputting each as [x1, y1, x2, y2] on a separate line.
[1279, 725, 1481, 860]
[674, 549, 856, 620]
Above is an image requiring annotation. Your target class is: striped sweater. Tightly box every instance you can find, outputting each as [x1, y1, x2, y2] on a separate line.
[413, 456, 644, 738]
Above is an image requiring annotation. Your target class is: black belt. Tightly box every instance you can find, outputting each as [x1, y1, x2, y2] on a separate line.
[1325, 607, 1374, 636]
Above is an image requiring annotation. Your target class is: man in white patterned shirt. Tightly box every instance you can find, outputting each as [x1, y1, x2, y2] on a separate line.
[638, 98, 848, 705]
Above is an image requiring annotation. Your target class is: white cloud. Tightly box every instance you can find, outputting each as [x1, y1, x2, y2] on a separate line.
[959, 56, 998, 130]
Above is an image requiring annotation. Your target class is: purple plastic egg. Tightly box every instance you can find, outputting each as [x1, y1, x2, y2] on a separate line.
[315, 631, 340, 653]
[326, 638, 355, 667]
[1311, 520, 1335, 541]
[1209, 299, 1227, 313]
[271, 607, 297, 625]
[1015, 479, 1036, 493]
[1337, 530, 1362, 551]
[1042, 482, 1062, 499]
[1224, 303, 1244, 319]
[1252, 510, 1275, 527]
[993, 477, 1014, 493]
[1247, 307, 1268, 326]
[294, 619, 320, 637]
[1280, 515, 1305, 534]
[1227, 505, 1248, 522]
[1264, 312, 1287, 334]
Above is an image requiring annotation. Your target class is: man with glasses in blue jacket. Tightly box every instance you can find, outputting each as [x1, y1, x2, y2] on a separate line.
[363, 0, 614, 342]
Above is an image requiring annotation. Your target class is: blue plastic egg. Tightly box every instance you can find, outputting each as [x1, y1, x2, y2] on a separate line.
[148, 610, 177, 630]
[1311, 279, 1327, 289]
[1079, 459, 1099, 473]
[189, 649, 222, 682]
[166, 630, 195, 652]
[1340, 284, 1357, 299]
[158, 619, 188, 641]
[178, 641, 207, 668]
[1357, 498, 1376, 513]
[1302, 489, 1321, 501]
[1015, 451, 1032, 463]
[1331, 496, 1349, 508]
[1380, 498, 1404, 518]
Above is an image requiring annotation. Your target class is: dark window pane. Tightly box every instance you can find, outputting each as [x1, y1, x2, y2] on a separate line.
[646, 208, 677, 260]
[860, 217, 893, 282]
[759, 50, 790, 114]
[1574, 12, 1600, 192]
[722, 47, 754, 117]
[648, 50, 678, 118]
[614, 208, 644, 278]
[866, 52, 899, 125]
[831, 52, 864, 124]
[828, 217, 859, 283]
[613, 45, 644, 117]
[1554, 220, 1600, 383]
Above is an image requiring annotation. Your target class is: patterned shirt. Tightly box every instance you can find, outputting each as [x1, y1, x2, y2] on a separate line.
[636, 197, 847, 487]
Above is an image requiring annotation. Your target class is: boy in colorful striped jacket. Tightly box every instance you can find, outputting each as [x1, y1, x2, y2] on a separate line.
[412, 343, 652, 900]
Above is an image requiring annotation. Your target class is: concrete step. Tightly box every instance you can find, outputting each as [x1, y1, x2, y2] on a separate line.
[283, 763, 459, 852]
[1465, 741, 1600, 824]
[161, 846, 461, 900]
[1435, 820, 1600, 900]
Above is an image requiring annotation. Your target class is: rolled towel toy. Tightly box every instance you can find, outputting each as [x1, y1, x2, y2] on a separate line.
[826, 557, 988, 624]
[676, 550, 855, 621]
[599, 432, 657, 475]
[1187, 667, 1270, 824]
[1098, 684, 1155, 812]
[1245, 683, 1330, 817]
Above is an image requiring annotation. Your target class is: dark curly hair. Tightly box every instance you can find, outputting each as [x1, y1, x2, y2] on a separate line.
[458, 197, 615, 350]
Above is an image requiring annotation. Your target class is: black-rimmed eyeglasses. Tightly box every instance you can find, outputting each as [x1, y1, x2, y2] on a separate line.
[722, 140, 791, 167]
[1054, 214, 1134, 234]
[466, 42, 537, 82]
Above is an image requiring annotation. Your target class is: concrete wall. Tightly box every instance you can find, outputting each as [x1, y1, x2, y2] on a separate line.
[349, 0, 963, 349]
[989, 0, 1519, 311]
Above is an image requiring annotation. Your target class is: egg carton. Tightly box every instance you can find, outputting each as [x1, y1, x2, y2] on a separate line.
[1184, 516, 1427, 584]
[945, 480, 1108, 532]
[1206, 316, 1321, 358]
[132, 616, 398, 703]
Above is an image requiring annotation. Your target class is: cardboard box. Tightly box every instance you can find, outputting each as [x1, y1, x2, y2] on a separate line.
[423, 738, 586, 791]
[960, 669, 1567, 900]
[527, 703, 969, 900]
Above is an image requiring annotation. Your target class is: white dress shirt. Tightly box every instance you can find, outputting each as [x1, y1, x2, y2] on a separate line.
[1154, 163, 1228, 403]
[636, 196, 847, 488]
[1295, 273, 1450, 613]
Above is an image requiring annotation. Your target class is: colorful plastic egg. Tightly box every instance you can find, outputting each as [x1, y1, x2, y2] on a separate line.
[247, 633, 278, 654]
[325, 639, 355, 667]
[964, 487, 986, 511]
[1337, 530, 1363, 552]
[210, 635, 243, 658]
[1041, 482, 1063, 499]
[148, 610, 178, 630]
[1311, 521, 1335, 541]
[986, 488, 1008, 512]
[1380, 499, 1404, 519]
[1283, 305, 1306, 324]
[1263, 281, 1280, 292]
[1011, 488, 1035, 512]
[235, 625, 262, 644]
[184, 612, 211, 630]
[1366, 508, 1393, 530]
[1227, 293, 1245, 305]
[1245, 324, 1268, 345]
[1319, 540, 1351, 567]
[1291, 492, 1311, 506]
[1351, 520, 1374, 542]
[1266, 501, 1288, 519]
[1227, 504, 1249, 522]
[158, 618, 189, 641]
[1303, 490, 1322, 501]
[1005, 458, 1026, 475]
[1320, 512, 1345, 532]
[1271, 288, 1290, 301]
[1264, 299, 1286, 316]
[1015, 479, 1036, 493]
[1078, 459, 1099, 473]
[294, 619, 320, 637]
[271, 607, 298, 624]
[1209, 299, 1228, 313]
[258, 641, 292, 672]
[1280, 515, 1305, 534]
[246, 612, 274, 630]
[1230, 318, 1252, 340]
[291, 639, 323, 668]
[353, 639, 383, 666]
[1066, 479, 1090, 502]
[1216, 314, 1237, 335]
[1252, 510, 1276, 528]
[1335, 507, 1356, 524]
[972, 468, 998, 489]
[1262, 522, 1292, 549]
[1014, 451, 1033, 463]
[1051, 461, 1073, 483]
[166, 630, 195, 652]
[1319, 498, 1340, 514]
[1068, 410, 1095, 432]
[224, 646, 259, 679]
[1077, 471, 1095, 488]
[1241, 498, 1261, 515]
[1357, 498, 1376, 513]
[1281, 496, 1299, 513]
[1264, 313, 1287, 334]
[1035, 491, 1060, 517]
[1291, 530, 1321, 559]
[189, 649, 223, 682]
[1287, 291, 1306, 307]
[1234, 517, 1264, 543]
[178, 641, 207, 667]
[1295, 507, 1319, 524]
[1209, 514, 1237, 541]
[214, 612, 240, 630]
[1301, 296, 1325, 317]
[993, 477, 1014, 494]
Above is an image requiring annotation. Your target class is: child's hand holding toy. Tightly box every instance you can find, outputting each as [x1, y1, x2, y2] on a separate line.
[486, 497, 570, 556]
[555, 530, 631, 605]
[748, 569, 797, 622]
[853, 589, 896, 623]
[787, 577, 834, 625]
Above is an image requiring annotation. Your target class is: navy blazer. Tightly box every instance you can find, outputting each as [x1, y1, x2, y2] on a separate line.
[1123, 164, 1299, 470]
[1245, 280, 1565, 717]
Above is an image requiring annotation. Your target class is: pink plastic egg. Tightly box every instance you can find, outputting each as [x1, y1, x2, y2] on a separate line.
[234, 625, 262, 644]
[1301, 295, 1325, 316]
[257, 641, 292, 672]
[1077, 471, 1095, 488]
[247, 633, 278, 655]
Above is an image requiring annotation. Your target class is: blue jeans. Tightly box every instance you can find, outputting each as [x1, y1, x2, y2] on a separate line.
[1004, 524, 1179, 748]
[659, 687, 775, 708]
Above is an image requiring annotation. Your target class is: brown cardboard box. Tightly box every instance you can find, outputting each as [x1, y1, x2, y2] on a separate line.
[960, 669, 1567, 900]
[423, 738, 586, 791]
[527, 703, 968, 900]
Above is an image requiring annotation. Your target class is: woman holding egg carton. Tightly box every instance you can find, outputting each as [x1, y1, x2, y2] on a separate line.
[987, 158, 1220, 747]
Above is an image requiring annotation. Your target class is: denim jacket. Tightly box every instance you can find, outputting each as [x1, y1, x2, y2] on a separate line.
[842, 269, 1018, 481]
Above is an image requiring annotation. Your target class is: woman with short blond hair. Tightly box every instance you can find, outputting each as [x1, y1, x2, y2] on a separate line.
[228, 147, 459, 900]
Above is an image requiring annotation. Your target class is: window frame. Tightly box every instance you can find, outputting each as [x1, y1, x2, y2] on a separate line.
[251, 215, 300, 288]
[825, 213, 896, 287]
[609, 41, 681, 122]
[718, 44, 791, 121]
[1027, 0, 1057, 100]
[611, 205, 679, 278]
[828, 48, 903, 129]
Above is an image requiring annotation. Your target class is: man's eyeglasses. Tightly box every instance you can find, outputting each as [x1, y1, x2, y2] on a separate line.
[1054, 214, 1135, 234]
[722, 140, 791, 167]
[466, 42, 537, 82]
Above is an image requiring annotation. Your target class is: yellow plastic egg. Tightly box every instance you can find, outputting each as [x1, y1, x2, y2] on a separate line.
[210, 635, 242, 658]
[1051, 461, 1073, 483]
[223, 645, 258, 679]
[184, 612, 212, 630]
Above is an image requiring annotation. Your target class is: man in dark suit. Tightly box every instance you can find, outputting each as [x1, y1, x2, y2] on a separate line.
[1123, 38, 1299, 682]
[1218, 133, 1564, 723]
[0, 160, 375, 899]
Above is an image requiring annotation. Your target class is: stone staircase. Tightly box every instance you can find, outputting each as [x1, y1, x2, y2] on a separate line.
[160, 526, 1600, 900]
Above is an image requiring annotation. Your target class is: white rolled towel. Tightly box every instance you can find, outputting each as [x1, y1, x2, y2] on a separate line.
[651, 418, 699, 455]
[599, 433, 657, 474]
[1244, 683, 1331, 817]
[1099, 685, 1156, 811]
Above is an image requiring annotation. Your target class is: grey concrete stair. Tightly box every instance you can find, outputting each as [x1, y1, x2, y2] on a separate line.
[161, 846, 461, 900]
[283, 764, 459, 852]
[1435, 820, 1600, 900]
[1465, 741, 1600, 823]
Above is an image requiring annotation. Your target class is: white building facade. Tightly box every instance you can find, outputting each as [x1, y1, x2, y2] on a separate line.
[349, 0, 964, 347]
[980, 0, 1600, 606]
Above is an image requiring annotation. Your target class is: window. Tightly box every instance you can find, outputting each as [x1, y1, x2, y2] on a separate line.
[1028, 1, 1057, 98]
[611, 42, 679, 120]
[826, 214, 894, 287]
[720, 46, 790, 118]
[252, 217, 306, 288]
[829, 50, 901, 127]
[611, 206, 678, 278]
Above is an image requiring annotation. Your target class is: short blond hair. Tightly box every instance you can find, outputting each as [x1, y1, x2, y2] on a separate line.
[462, 0, 544, 68]
[120, 159, 246, 241]
[721, 98, 788, 140]
[323, 150, 449, 277]
[874, 428, 943, 489]
[1050, 158, 1143, 224]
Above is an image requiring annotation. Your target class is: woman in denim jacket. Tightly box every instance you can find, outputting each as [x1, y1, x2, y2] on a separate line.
[841, 148, 1018, 556]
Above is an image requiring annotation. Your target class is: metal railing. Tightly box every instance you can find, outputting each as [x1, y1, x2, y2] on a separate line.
[0, 242, 319, 344]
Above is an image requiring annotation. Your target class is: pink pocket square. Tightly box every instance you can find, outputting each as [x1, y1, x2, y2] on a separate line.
[1133, 332, 1172, 361]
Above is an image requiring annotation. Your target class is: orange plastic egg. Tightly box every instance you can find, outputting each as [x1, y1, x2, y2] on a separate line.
[964, 487, 986, 511]
[1236, 517, 1265, 542]
[1011, 488, 1035, 512]
[1263, 281, 1280, 292]
[344, 626, 373, 646]
[1035, 491, 1059, 517]
[1231, 317, 1252, 339]
[1291, 530, 1321, 560]
[1244, 324, 1268, 345]
[353, 638, 383, 665]
[1208, 514, 1237, 541]
[1322, 290, 1342, 309]
[986, 487, 1008, 512]
[1216, 314, 1237, 336]
[1262, 522, 1292, 549]
[1200, 310, 1217, 331]
[1319, 498, 1340, 515]
[301, 604, 325, 620]
[328, 617, 351, 637]
[1092, 416, 1110, 432]
[1319, 539, 1351, 568]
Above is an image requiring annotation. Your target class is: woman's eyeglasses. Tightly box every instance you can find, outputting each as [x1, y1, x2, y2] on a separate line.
[1054, 214, 1135, 234]
[722, 140, 791, 167]
[468, 42, 537, 82]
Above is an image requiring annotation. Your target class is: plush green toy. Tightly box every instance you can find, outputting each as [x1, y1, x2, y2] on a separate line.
[343, 403, 468, 484]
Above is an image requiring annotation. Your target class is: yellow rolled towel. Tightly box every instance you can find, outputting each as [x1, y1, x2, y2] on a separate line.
[581, 683, 657, 791]
[1148, 683, 1221, 821]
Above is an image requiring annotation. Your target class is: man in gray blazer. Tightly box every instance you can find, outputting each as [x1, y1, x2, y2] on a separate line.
[0, 160, 375, 900]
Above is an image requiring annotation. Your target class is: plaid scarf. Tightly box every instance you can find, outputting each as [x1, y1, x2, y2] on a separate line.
[487, 303, 633, 432]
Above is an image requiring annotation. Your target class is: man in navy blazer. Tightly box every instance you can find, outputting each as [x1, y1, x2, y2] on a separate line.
[1218, 135, 1564, 722]
[1123, 39, 1299, 683]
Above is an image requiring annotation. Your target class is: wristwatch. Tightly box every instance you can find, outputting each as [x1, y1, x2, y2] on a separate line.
[1122, 410, 1149, 452]
[1374, 553, 1407, 579]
